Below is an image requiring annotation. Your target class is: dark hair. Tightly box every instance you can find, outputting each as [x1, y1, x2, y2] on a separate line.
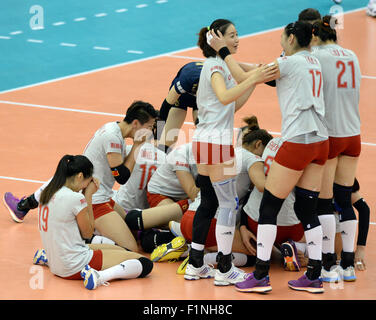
[285, 21, 313, 48]
[123, 101, 158, 124]
[312, 15, 338, 42]
[198, 19, 234, 58]
[39, 155, 94, 205]
[237, 116, 273, 147]
[298, 8, 321, 23]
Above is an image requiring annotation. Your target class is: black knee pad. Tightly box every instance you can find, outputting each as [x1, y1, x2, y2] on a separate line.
[333, 183, 356, 222]
[294, 187, 320, 231]
[124, 209, 144, 231]
[316, 198, 335, 216]
[138, 257, 153, 278]
[197, 174, 219, 215]
[140, 229, 175, 253]
[352, 178, 360, 193]
[258, 189, 284, 225]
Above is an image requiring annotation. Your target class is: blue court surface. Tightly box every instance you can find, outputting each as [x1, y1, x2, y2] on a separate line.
[0, 0, 367, 92]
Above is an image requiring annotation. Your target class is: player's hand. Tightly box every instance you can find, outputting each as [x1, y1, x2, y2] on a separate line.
[240, 225, 257, 255]
[355, 245, 366, 271]
[250, 63, 279, 84]
[209, 29, 227, 52]
[134, 128, 153, 144]
[83, 178, 100, 197]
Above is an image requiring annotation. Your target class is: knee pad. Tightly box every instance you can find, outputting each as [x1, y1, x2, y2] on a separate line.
[258, 189, 284, 225]
[140, 229, 175, 253]
[294, 187, 320, 231]
[124, 209, 144, 231]
[333, 183, 356, 222]
[197, 175, 219, 215]
[138, 257, 153, 278]
[316, 198, 335, 216]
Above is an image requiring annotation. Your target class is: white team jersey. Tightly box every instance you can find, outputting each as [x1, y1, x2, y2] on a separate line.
[235, 147, 263, 202]
[39, 186, 93, 277]
[193, 56, 237, 145]
[243, 137, 300, 226]
[147, 143, 197, 200]
[187, 147, 263, 220]
[113, 142, 166, 211]
[83, 122, 126, 204]
[312, 44, 361, 137]
[276, 51, 328, 142]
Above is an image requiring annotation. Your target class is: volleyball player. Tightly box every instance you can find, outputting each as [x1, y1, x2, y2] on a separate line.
[209, 21, 329, 293]
[310, 16, 362, 282]
[34, 154, 152, 290]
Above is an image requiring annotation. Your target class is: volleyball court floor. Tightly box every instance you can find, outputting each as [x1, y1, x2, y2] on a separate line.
[0, 9, 375, 300]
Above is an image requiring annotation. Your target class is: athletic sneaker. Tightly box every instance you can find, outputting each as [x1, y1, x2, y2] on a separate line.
[3, 192, 28, 223]
[169, 221, 184, 238]
[150, 236, 188, 262]
[367, 1, 376, 17]
[177, 256, 189, 275]
[321, 265, 343, 282]
[235, 272, 272, 293]
[288, 273, 324, 293]
[343, 266, 356, 282]
[281, 240, 301, 271]
[333, 0, 342, 4]
[33, 249, 48, 266]
[81, 265, 109, 290]
[184, 263, 216, 280]
[214, 264, 248, 286]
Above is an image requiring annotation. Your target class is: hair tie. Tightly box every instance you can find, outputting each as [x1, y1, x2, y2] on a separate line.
[323, 21, 330, 27]
[207, 26, 210, 31]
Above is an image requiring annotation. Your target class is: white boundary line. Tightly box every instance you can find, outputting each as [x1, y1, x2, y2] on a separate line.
[1, 99, 375, 147]
[0, 7, 367, 95]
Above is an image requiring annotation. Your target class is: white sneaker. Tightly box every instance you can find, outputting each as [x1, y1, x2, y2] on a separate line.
[367, 2, 376, 17]
[214, 264, 248, 286]
[169, 221, 184, 238]
[82, 265, 109, 290]
[343, 266, 356, 282]
[321, 265, 343, 282]
[184, 263, 215, 280]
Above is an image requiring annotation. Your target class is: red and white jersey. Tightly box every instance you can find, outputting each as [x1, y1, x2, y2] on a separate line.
[39, 186, 93, 277]
[147, 143, 198, 200]
[193, 56, 237, 146]
[243, 138, 300, 226]
[113, 142, 166, 211]
[312, 44, 361, 137]
[276, 51, 328, 142]
[83, 122, 126, 204]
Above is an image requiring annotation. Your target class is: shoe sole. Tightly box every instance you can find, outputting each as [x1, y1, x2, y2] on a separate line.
[288, 284, 324, 293]
[235, 286, 272, 293]
[177, 258, 189, 275]
[281, 242, 300, 271]
[33, 250, 47, 265]
[169, 221, 183, 238]
[151, 238, 187, 262]
[184, 274, 213, 280]
[84, 269, 97, 290]
[2, 195, 24, 223]
[321, 276, 341, 283]
[344, 276, 356, 282]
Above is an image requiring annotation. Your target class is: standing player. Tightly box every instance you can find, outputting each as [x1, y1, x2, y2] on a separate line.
[209, 21, 329, 293]
[185, 18, 277, 286]
[34, 154, 153, 290]
[157, 61, 203, 154]
[311, 16, 362, 282]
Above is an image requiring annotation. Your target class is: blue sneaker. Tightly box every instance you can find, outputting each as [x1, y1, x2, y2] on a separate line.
[82, 265, 109, 290]
[3, 192, 28, 223]
[33, 249, 48, 266]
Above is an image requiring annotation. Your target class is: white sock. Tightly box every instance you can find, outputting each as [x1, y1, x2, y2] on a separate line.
[304, 226, 323, 260]
[191, 242, 205, 251]
[204, 252, 248, 267]
[98, 259, 143, 282]
[256, 224, 277, 261]
[215, 224, 235, 256]
[91, 235, 115, 245]
[340, 220, 358, 252]
[295, 242, 307, 256]
[318, 214, 336, 254]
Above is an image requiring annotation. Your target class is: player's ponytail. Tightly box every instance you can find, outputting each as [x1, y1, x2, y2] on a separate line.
[312, 15, 338, 42]
[39, 155, 93, 205]
[198, 19, 233, 58]
[242, 127, 273, 149]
